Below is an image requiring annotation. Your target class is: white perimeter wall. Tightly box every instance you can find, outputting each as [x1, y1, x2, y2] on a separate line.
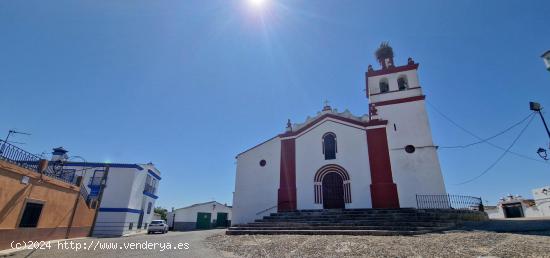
[295, 119, 372, 210]
[233, 137, 281, 224]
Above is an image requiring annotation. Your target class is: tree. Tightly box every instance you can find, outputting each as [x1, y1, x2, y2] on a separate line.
[154, 206, 168, 221]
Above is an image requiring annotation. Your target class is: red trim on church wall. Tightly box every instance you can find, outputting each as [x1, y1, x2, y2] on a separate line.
[366, 127, 400, 208]
[372, 95, 426, 107]
[367, 63, 419, 77]
[278, 138, 297, 212]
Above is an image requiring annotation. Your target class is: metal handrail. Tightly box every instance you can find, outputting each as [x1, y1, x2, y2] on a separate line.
[0, 140, 77, 185]
[256, 204, 278, 215]
[0, 139, 41, 171]
[416, 194, 484, 211]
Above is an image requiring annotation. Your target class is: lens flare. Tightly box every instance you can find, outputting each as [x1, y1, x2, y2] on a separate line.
[249, 0, 266, 8]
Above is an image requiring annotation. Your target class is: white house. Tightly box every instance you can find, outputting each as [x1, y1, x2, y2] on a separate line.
[152, 213, 163, 221]
[486, 195, 540, 219]
[49, 147, 161, 236]
[533, 185, 550, 216]
[232, 45, 447, 225]
[487, 186, 550, 219]
[167, 201, 232, 231]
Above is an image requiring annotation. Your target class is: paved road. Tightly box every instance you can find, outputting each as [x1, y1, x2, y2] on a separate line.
[12, 229, 229, 258]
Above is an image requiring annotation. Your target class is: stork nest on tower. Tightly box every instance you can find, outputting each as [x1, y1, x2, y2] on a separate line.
[375, 42, 394, 62]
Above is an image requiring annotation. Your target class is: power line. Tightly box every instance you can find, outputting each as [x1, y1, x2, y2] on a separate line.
[454, 114, 536, 185]
[439, 112, 535, 149]
[426, 101, 548, 165]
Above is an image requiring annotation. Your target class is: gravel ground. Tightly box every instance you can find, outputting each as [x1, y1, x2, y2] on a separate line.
[206, 230, 550, 257]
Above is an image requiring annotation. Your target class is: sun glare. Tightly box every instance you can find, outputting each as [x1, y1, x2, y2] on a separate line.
[248, 0, 267, 8]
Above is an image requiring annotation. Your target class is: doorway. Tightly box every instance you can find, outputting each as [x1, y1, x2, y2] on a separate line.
[196, 212, 211, 229]
[503, 203, 524, 218]
[322, 172, 345, 209]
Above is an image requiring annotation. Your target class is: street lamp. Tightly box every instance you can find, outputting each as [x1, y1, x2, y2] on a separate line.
[542, 50, 550, 71]
[537, 148, 548, 160]
[531, 102, 550, 160]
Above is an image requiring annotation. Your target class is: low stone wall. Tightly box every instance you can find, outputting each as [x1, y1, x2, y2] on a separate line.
[416, 209, 489, 223]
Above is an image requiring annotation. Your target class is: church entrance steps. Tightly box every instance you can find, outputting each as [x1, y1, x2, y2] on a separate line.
[226, 229, 445, 236]
[227, 208, 488, 236]
[245, 221, 457, 227]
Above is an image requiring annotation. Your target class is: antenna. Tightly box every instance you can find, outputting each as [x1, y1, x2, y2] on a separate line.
[3, 129, 31, 144]
[0, 129, 31, 154]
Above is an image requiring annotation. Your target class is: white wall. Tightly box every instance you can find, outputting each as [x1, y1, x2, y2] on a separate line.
[533, 186, 550, 217]
[294, 118, 372, 209]
[233, 137, 280, 225]
[377, 99, 447, 207]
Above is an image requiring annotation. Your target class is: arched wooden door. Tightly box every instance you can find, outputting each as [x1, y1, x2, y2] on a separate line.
[322, 172, 345, 209]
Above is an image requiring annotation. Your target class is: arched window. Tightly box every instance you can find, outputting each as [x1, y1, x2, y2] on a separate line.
[147, 202, 152, 214]
[397, 76, 408, 91]
[322, 133, 337, 160]
[379, 78, 389, 93]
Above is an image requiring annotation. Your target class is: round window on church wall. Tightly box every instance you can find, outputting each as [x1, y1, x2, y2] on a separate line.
[405, 145, 415, 154]
[259, 160, 267, 167]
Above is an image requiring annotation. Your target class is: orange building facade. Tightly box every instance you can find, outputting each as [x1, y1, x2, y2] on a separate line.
[0, 159, 97, 250]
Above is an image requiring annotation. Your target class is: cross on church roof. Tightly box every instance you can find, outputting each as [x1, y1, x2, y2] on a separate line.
[322, 99, 332, 111]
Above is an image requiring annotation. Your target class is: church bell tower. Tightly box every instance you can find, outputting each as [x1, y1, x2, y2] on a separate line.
[365, 42, 447, 208]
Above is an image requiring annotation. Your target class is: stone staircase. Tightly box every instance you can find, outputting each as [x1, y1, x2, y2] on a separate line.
[227, 208, 486, 236]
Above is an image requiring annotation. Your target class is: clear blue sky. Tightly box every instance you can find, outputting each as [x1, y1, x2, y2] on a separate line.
[1, 0, 549, 209]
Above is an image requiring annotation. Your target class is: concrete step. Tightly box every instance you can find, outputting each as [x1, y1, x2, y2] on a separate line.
[229, 225, 451, 231]
[226, 229, 444, 236]
[265, 213, 459, 218]
[227, 209, 477, 236]
[256, 218, 458, 223]
[245, 221, 456, 227]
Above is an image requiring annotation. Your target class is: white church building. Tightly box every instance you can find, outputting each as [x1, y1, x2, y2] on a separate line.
[232, 44, 447, 224]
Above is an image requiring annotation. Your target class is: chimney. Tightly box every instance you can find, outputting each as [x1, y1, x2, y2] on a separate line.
[51, 147, 68, 162]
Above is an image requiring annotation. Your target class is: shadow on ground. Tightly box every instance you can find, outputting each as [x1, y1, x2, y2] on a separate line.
[458, 218, 550, 236]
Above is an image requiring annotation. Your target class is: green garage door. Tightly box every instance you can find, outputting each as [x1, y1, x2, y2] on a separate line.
[196, 212, 211, 229]
[216, 212, 228, 227]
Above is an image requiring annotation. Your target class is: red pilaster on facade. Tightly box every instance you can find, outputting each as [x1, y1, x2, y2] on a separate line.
[278, 138, 297, 212]
[366, 127, 400, 208]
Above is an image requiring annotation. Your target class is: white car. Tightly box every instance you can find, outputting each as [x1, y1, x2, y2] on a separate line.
[147, 220, 168, 234]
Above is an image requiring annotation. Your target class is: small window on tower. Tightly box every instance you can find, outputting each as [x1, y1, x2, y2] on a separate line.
[398, 76, 409, 91]
[379, 79, 389, 93]
[322, 133, 337, 160]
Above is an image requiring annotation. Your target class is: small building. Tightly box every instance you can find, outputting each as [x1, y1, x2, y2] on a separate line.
[487, 195, 542, 219]
[0, 142, 97, 250]
[31, 147, 163, 237]
[152, 212, 163, 221]
[167, 201, 231, 231]
[533, 186, 550, 216]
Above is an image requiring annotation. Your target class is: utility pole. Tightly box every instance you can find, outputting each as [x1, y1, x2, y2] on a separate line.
[530, 102, 550, 139]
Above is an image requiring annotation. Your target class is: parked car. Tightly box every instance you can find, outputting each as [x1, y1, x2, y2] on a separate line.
[148, 220, 168, 234]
